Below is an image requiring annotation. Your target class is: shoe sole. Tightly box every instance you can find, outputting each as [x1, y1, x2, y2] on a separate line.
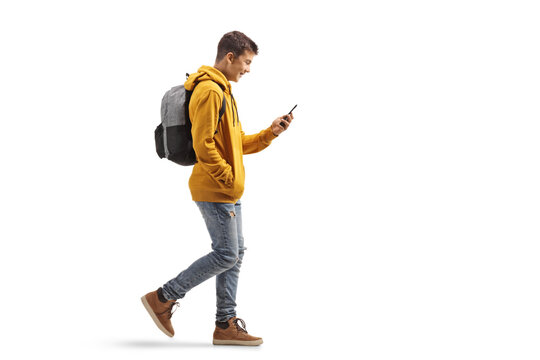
[213, 339, 263, 346]
[140, 295, 174, 338]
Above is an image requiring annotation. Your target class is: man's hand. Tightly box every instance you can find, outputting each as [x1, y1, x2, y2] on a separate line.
[271, 113, 294, 136]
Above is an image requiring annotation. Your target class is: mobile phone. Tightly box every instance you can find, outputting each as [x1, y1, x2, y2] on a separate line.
[280, 104, 297, 127]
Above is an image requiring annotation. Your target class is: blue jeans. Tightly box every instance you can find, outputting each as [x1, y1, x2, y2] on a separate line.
[161, 200, 245, 322]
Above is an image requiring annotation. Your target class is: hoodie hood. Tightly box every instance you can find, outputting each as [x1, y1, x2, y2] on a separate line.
[184, 65, 231, 94]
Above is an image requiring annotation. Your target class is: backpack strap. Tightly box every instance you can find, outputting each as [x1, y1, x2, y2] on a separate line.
[218, 90, 226, 121]
[215, 90, 226, 134]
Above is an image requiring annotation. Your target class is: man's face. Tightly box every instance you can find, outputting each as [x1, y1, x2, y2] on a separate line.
[227, 50, 255, 82]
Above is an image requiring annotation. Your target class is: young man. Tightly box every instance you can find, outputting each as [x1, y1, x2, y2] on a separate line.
[141, 31, 293, 346]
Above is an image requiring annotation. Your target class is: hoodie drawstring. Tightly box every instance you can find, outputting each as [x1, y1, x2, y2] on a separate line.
[230, 93, 239, 127]
[231, 91, 238, 126]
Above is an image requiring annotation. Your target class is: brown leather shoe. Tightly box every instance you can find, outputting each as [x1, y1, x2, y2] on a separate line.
[213, 317, 263, 346]
[141, 289, 179, 337]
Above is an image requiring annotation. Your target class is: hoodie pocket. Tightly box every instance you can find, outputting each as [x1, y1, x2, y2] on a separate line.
[218, 167, 234, 188]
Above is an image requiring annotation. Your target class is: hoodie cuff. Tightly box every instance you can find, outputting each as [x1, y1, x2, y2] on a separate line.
[263, 126, 278, 143]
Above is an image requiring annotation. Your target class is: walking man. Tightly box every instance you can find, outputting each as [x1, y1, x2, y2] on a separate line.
[141, 31, 293, 346]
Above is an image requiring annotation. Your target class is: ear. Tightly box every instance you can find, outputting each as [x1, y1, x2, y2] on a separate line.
[225, 52, 235, 64]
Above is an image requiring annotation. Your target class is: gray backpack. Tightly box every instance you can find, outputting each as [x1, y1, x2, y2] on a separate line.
[154, 75, 226, 166]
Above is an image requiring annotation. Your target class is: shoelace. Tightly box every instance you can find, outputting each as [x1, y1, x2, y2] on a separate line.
[233, 318, 248, 333]
[157, 301, 180, 319]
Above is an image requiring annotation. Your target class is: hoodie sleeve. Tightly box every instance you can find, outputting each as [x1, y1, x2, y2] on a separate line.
[241, 125, 278, 155]
[190, 89, 233, 185]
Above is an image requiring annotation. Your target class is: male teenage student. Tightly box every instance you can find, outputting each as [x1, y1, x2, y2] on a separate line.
[141, 31, 293, 346]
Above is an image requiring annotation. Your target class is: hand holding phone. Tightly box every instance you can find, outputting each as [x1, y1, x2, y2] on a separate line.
[280, 104, 297, 127]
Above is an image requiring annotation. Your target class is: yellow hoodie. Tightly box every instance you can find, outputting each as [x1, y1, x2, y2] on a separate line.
[185, 65, 277, 203]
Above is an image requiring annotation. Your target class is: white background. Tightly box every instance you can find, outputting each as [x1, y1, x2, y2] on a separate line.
[1, 0, 539, 359]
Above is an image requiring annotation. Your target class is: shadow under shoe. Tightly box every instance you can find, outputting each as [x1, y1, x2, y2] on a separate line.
[141, 289, 179, 337]
[213, 317, 263, 346]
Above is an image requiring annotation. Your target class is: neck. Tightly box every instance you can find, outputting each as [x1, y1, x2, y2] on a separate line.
[214, 62, 231, 81]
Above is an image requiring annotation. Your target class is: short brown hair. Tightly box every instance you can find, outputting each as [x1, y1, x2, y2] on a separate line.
[216, 31, 258, 61]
